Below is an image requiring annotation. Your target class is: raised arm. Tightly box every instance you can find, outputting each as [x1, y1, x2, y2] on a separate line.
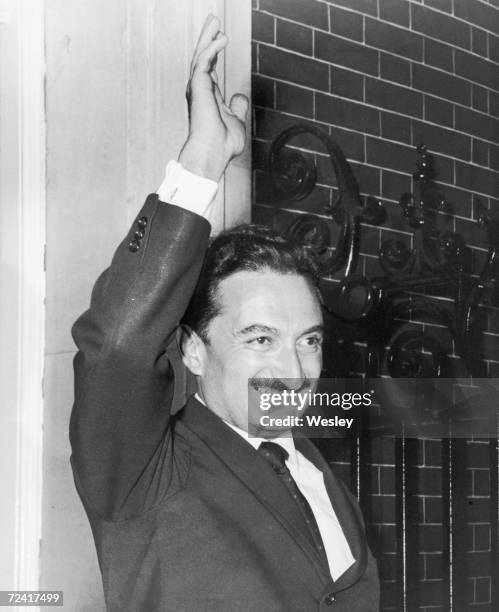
[69, 15, 248, 520]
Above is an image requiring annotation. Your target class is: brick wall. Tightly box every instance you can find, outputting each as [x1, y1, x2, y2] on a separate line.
[251, 0, 499, 609]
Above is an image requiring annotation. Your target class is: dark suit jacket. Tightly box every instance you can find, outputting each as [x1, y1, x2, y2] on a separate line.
[70, 195, 379, 611]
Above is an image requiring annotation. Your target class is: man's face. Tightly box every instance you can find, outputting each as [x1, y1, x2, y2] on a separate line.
[185, 269, 323, 433]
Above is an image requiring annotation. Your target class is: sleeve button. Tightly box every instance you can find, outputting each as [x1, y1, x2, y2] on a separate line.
[128, 240, 140, 252]
[134, 230, 145, 240]
[137, 216, 148, 228]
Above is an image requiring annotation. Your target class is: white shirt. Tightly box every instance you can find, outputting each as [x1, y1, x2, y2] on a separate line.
[223, 419, 355, 581]
[156, 165, 355, 581]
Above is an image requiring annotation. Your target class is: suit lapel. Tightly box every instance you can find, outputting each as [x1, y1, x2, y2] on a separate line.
[294, 435, 368, 591]
[179, 397, 329, 580]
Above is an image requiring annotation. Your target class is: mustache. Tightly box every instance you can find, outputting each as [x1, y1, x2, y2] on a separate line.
[249, 378, 311, 394]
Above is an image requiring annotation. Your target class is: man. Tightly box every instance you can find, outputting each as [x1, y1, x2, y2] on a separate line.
[70, 15, 379, 611]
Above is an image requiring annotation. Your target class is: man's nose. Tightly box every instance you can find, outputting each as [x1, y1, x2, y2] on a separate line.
[273, 346, 305, 388]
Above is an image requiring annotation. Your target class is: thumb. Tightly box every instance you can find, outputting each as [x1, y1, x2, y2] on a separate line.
[229, 93, 249, 122]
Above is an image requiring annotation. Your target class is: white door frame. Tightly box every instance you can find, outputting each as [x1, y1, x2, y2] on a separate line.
[0, 0, 46, 600]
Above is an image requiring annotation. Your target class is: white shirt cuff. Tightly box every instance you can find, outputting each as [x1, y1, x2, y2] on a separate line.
[156, 160, 218, 222]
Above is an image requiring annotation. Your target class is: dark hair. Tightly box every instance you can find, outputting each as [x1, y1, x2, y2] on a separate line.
[182, 223, 321, 343]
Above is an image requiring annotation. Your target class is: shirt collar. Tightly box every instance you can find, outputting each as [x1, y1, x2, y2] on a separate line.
[194, 393, 297, 464]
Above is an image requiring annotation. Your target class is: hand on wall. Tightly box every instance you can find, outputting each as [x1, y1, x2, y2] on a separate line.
[178, 14, 249, 182]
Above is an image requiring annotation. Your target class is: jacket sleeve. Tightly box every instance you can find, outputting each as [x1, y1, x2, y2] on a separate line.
[69, 194, 210, 520]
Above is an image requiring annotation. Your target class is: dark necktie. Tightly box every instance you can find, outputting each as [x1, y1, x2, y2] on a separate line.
[258, 441, 328, 567]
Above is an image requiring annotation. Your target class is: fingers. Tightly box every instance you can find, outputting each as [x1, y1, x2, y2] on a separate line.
[193, 14, 220, 60]
[229, 94, 249, 122]
[194, 32, 228, 74]
[213, 80, 229, 114]
[190, 15, 226, 78]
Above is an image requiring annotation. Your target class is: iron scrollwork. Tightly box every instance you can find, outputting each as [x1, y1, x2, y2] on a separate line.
[380, 144, 468, 277]
[268, 124, 385, 277]
[266, 125, 498, 379]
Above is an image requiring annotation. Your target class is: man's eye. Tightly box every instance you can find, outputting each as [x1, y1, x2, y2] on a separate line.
[300, 335, 323, 350]
[249, 336, 271, 345]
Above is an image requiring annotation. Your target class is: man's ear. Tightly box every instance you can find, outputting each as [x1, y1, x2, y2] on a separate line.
[179, 325, 206, 376]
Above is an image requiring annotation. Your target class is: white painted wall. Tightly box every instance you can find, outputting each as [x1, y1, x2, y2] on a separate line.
[41, 1, 251, 609]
